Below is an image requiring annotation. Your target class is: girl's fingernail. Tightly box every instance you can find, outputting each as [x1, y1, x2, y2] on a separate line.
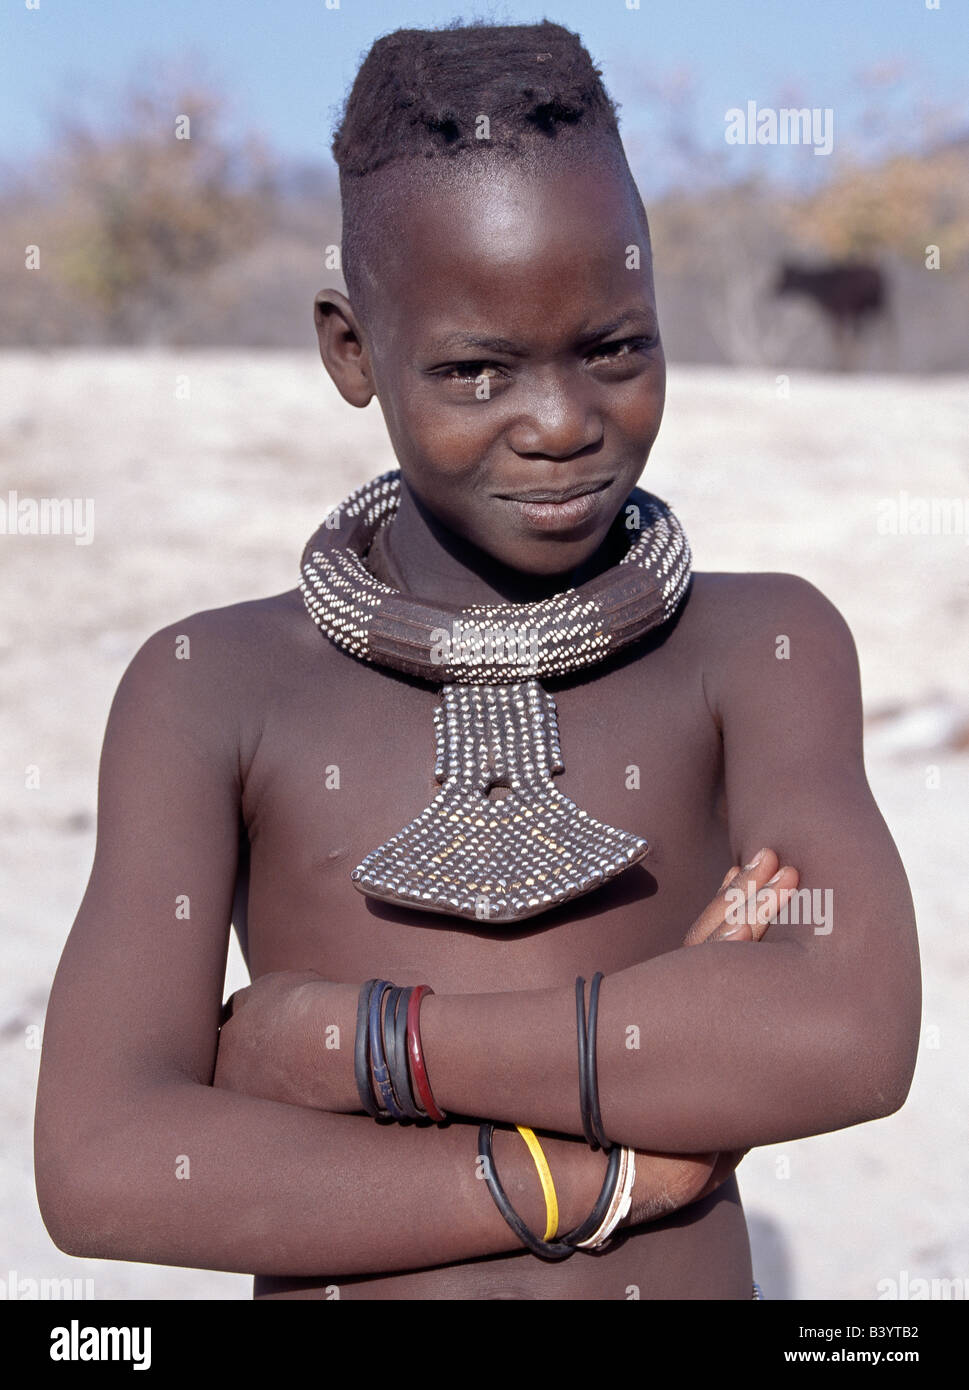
[743, 848, 768, 871]
[766, 869, 784, 884]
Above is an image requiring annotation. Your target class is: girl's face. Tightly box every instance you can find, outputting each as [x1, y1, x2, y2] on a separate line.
[347, 158, 665, 578]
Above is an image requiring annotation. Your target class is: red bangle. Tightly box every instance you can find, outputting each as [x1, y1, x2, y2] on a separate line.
[406, 984, 446, 1122]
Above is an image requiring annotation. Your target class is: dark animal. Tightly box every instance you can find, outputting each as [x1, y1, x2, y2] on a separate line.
[775, 261, 890, 369]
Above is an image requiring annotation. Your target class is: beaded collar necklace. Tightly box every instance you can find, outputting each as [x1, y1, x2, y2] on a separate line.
[299, 470, 692, 924]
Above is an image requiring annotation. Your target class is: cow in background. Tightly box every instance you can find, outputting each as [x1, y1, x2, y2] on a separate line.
[774, 261, 891, 370]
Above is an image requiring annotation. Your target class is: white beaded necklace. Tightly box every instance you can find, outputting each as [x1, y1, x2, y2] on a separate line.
[299, 470, 692, 923]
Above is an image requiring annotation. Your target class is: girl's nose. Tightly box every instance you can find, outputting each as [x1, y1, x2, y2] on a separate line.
[506, 372, 603, 459]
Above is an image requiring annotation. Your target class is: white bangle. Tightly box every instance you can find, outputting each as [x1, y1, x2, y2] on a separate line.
[575, 1146, 637, 1250]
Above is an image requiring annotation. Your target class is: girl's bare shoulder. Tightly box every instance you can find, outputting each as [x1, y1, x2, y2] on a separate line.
[682, 569, 862, 749]
[683, 569, 854, 647]
[122, 587, 318, 684]
[103, 587, 317, 767]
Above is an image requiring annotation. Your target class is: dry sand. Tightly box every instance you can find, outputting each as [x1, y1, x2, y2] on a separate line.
[1, 354, 966, 1299]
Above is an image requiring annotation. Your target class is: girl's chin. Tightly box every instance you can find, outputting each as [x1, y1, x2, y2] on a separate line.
[474, 536, 607, 583]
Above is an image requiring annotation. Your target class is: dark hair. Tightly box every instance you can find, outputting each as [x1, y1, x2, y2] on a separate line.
[331, 19, 632, 316]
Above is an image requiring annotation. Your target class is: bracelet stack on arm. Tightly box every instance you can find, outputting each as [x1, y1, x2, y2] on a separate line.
[352, 971, 636, 1261]
[477, 971, 635, 1260]
[476, 1121, 631, 1260]
[354, 978, 447, 1123]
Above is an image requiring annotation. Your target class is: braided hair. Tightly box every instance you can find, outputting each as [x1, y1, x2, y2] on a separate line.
[331, 20, 637, 320]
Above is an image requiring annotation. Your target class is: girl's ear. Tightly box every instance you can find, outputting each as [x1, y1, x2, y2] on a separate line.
[313, 289, 375, 408]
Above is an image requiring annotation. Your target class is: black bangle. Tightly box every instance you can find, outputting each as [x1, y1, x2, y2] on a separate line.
[390, 985, 425, 1120]
[383, 984, 423, 1121]
[560, 1143, 623, 1246]
[354, 979, 381, 1117]
[586, 972, 612, 1152]
[382, 982, 401, 1098]
[368, 980, 408, 1120]
[575, 977, 597, 1149]
[477, 1123, 577, 1261]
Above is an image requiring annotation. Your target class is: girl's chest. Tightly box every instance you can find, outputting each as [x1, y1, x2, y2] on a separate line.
[238, 642, 729, 988]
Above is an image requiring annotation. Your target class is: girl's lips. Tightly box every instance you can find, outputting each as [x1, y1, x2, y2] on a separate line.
[500, 483, 612, 534]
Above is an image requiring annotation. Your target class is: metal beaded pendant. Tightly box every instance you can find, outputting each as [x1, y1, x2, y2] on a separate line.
[299, 470, 693, 925]
[351, 681, 649, 923]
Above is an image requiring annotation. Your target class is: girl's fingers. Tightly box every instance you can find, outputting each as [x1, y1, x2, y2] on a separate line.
[683, 851, 781, 946]
[710, 874, 798, 942]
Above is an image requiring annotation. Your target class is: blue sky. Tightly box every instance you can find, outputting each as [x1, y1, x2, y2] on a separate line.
[2, 0, 966, 194]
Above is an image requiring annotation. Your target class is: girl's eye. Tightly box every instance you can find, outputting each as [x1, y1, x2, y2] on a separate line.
[588, 337, 654, 363]
[442, 362, 502, 382]
[438, 338, 654, 384]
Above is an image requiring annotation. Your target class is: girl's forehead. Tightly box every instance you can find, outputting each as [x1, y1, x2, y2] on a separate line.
[377, 240, 656, 358]
[390, 163, 648, 273]
[352, 153, 654, 345]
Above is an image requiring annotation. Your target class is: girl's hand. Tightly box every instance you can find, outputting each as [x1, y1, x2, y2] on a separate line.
[212, 970, 359, 1111]
[625, 1148, 749, 1225]
[682, 849, 799, 946]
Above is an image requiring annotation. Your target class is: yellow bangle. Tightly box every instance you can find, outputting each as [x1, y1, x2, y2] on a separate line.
[515, 1125, 559, 1241]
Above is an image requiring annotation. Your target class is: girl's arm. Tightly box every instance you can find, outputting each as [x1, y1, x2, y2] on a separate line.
[420, 576, 921, 1149]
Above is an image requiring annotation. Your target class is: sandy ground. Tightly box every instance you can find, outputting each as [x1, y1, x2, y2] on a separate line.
[1, 354, 966, 1300]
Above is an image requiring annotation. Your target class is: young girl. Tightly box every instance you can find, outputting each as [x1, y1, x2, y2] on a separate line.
[34, 19, 920, 1300]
